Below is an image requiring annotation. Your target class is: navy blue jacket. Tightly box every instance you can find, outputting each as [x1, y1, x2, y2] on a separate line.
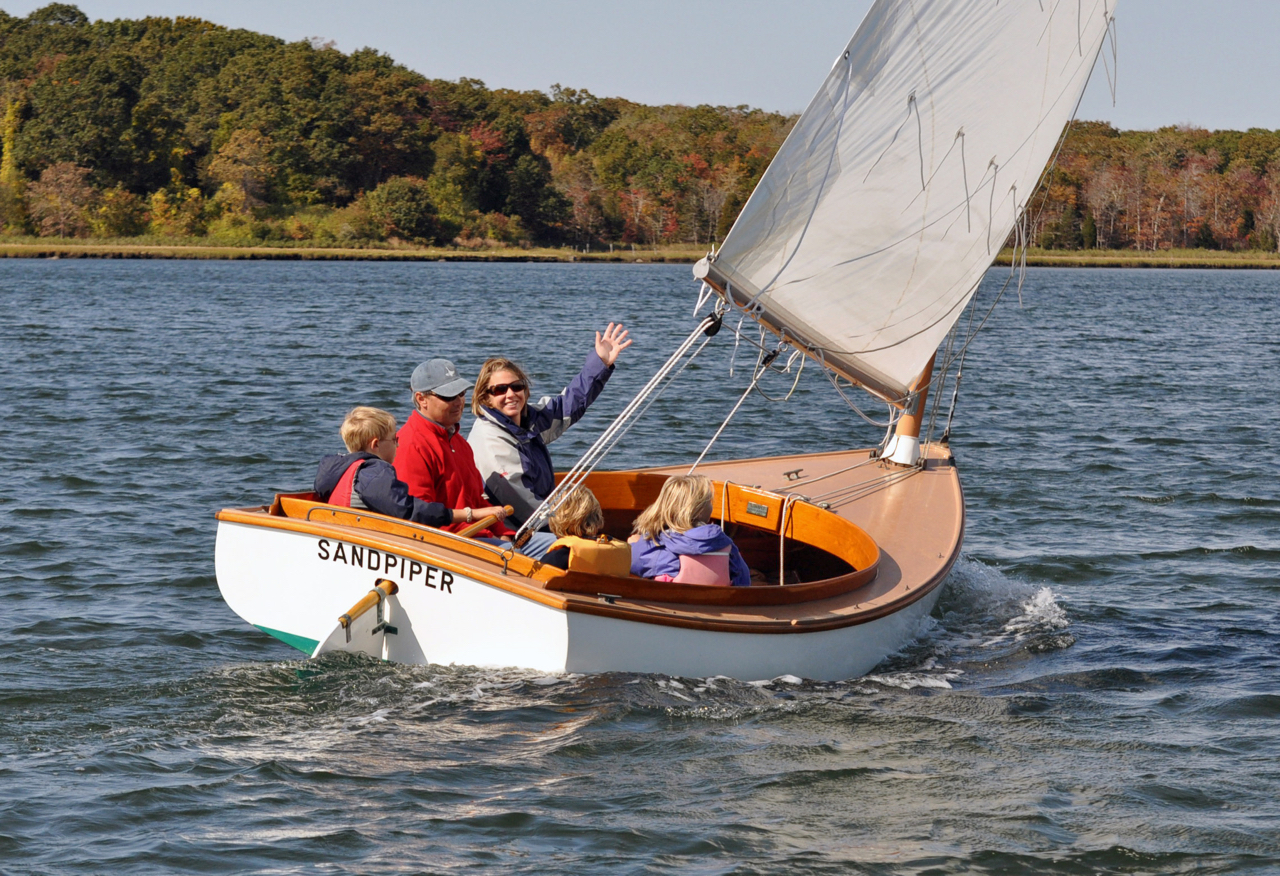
[314, 451, 452, 528]
[467, 351, 613, 525]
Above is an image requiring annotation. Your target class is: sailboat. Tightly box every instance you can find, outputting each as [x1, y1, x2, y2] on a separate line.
[215, 0, 1117, 681]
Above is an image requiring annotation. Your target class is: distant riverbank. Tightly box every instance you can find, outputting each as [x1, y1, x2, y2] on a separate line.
[2, 240, 1279, 268]
[0, 240, 703, 263]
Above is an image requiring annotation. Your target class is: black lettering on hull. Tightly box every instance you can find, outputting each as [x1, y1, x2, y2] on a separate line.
[314, 539, 455, 596]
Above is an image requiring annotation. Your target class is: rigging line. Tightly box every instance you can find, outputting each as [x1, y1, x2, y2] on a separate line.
[937, 248, 1022, 387]
[938, 274, 989, 444]
[778, 494, 800, 587]
[1104, 8, 1118, 105]
[815, 347, 900, 428]
[769, 456, 880, 493]
[1019, 199, 1030, 303]
[575, 306, 725, 459]
[924, 320, 960, 447]
[516, 317, 718, 540]
[693, 281, 715, 316]
[986, 158, 1000, 255]
[523, 330, 715, 537]
[754, 343, 806, 403]
[717, 480, 734, 530]
[807, 465, 920, 504]
[728, 311, 748, 378]
[960, 129, 972, 233]
[941, 351, 964, 443]
[688, 348, 781, 474]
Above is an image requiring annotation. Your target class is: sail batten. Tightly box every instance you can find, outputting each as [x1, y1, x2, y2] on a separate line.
[707, 0, 1117, 394]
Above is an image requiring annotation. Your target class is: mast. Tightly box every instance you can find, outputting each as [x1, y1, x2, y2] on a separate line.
[881, 354, 935, 466]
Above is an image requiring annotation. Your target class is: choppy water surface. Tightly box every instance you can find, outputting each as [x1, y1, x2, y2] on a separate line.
[1, 261, 1277, 874]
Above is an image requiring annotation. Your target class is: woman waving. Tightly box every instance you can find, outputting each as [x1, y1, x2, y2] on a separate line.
[468, 323, 631, 527]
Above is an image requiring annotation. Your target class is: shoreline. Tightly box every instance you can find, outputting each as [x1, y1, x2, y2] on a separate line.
[1, 241, 1279, 269]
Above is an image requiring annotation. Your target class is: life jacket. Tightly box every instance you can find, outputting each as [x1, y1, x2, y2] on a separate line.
[674, 550, 732, 587]
[547, 535, 632, 577]
[328, 459, 367, 508]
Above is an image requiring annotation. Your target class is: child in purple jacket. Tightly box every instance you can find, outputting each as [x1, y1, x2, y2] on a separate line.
[629, 475, 751, 587]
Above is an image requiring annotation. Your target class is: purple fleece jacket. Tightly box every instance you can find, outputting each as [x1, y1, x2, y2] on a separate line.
[629, 523, 751, 587]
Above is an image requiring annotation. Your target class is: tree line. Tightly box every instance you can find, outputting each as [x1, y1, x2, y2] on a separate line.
[1030, 122, 1280, 253]
[0, 4, 787, 248]
[2, 5, 1278, 253]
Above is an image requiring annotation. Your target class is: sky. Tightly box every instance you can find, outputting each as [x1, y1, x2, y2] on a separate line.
[1, 0, 1277, 132]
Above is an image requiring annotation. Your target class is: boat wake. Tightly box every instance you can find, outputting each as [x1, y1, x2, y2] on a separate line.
[924, 555, 1075, 661]
[167, 556, 1078, 737]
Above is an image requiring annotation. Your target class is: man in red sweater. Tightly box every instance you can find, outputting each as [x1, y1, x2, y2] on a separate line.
[395, 358, 555, 556]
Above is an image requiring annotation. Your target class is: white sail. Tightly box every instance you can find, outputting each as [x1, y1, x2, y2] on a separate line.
[701, 0, 1117, 401]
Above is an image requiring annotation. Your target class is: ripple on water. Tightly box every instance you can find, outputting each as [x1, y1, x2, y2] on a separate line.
[2, 263, 1279, 872]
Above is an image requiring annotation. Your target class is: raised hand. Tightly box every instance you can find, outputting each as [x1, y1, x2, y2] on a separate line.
[594, 322, 633, 367]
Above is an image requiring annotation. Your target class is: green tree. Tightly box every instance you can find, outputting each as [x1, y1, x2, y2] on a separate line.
[364, 175, 446, 243]
[90, 184, 146, 236]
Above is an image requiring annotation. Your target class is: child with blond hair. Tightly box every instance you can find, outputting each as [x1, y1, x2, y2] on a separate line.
[541, 486, 630, 575]
[629, 475, 750, 587]
[315, 406, 507, 529]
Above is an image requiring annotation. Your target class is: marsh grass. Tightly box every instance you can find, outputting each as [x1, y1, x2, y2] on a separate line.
[0, 237, 711, 262]
[2, 238, 1277, 268]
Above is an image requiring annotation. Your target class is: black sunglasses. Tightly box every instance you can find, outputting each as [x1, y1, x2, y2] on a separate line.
[429, 390, 466, 402]
[486, 382, 528, 397]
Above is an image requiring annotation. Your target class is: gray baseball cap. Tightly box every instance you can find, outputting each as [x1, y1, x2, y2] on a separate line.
[411, 358, 470, 397]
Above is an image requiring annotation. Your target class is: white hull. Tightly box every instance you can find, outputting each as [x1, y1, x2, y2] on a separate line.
[215, 450, 963, 681]
[216, 518, 941, 681]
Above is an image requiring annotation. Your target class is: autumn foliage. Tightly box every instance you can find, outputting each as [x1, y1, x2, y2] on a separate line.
[0, 6, 1277, 254]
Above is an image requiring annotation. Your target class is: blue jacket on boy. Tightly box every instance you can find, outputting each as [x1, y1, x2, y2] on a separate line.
[314, 451, 451, 528]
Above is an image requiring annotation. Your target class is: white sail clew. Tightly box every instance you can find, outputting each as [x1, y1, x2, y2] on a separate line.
[701, 0, 1117, 401]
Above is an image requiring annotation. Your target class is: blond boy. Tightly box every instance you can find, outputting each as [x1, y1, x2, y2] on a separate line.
[315, 406, 506, 528]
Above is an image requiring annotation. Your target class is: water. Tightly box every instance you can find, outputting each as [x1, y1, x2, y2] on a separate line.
[2, 261, 1277, 874]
